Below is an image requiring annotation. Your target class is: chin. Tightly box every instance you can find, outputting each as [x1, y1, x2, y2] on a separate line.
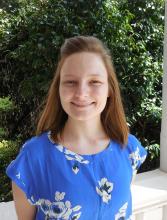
[68, 112, 101, 121]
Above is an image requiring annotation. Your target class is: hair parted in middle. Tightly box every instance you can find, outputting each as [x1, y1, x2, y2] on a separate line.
[36, 35, 129, 148]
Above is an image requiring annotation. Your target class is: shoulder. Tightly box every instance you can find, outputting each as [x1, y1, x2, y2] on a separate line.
[126, 133, 147, 156]
[20, 131, 50, 156]
[125, 133, 148, 171]
[6, 131, 49, 204]
[127, 133, 143, 150]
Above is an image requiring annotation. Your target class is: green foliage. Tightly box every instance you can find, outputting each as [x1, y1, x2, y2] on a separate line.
[0, 0, 164, 201]
[138, 142, 160, 173]
[0, 127, 6, 136]
[0, 0, 164, 139]
[0, 138, 21, 202]
[146, 144, 160, 161]
[0, 96, 16, 139]
[0, 97, 14, 111]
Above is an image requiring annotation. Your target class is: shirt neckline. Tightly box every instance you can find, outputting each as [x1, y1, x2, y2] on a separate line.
[46, 130, 113, 160]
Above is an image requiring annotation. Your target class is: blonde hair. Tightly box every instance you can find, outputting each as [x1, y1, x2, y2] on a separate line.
[36, 36, 129, 147]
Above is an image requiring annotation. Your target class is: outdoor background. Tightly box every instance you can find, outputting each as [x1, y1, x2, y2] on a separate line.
[0, 0, 165, 202]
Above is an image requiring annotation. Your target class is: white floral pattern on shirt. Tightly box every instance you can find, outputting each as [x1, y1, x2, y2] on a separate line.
[30, 191, 82, 220]
[115, 202, 128, 220]
[15, 171, 26, 186]
[96, 177, 113, 203]
[129, 146, 147, 176]
[64, 149, 89, 165]
[47, 131, 89, 174]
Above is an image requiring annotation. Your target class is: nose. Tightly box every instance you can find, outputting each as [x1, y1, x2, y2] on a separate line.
[75, 82, 89, 98]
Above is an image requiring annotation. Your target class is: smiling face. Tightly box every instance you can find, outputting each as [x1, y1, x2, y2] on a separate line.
[59, 52, 109, 121]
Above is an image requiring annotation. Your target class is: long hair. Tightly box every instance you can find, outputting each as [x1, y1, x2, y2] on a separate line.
[36, 36, 129, 147]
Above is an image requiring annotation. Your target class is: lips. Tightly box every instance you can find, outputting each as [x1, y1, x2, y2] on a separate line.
[71, 102, 94, 107]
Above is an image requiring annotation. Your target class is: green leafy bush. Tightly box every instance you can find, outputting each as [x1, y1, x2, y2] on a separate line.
[0, 138, 21, 202]
[138, 142, 160, 173]
[0, 0, 164, 140]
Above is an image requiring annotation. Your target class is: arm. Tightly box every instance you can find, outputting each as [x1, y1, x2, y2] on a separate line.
[131, 174, 136, 185]
[12, 181, 37, 220]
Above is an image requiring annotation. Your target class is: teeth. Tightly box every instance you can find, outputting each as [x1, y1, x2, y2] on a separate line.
[75, 104, 88, 106]
[72, 103, 93, 107]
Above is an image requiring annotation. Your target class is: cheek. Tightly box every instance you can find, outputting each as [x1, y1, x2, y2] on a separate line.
[93, 86, 108, 96]
[59, 86, 73, 101]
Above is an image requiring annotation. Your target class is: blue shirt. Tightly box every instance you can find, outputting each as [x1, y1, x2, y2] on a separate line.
[6, 131, 147, 220]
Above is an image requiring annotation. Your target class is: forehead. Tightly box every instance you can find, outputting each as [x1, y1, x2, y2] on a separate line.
[60, 52, 108, 78]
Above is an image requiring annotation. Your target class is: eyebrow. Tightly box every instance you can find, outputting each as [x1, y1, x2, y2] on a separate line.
[62, 74, 103, 77]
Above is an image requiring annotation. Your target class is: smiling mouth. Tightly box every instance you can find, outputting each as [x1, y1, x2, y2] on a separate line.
[71, 102, 95, 107]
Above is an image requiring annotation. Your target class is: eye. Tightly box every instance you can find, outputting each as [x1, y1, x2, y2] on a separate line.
[63, 80, 76, 85]
[90, 80, 102, 85]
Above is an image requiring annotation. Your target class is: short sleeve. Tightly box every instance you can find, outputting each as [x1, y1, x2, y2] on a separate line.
[6, 140, 35, 204]
[127, 134, 148, 175]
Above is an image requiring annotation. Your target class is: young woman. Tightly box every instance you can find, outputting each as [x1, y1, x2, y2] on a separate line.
[6, 36, 147, 220]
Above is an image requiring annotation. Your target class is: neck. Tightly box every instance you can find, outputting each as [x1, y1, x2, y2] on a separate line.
[60, 116, 108, 143]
